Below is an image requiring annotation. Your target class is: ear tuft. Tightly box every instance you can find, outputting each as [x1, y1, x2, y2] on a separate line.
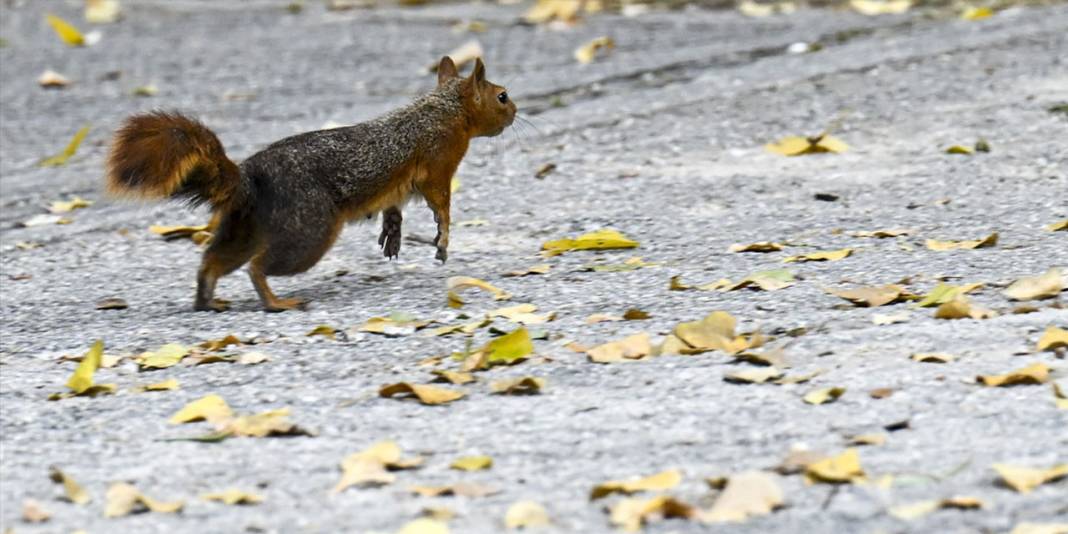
[437, 56, 458, 86]
[469, 57, 486, 84]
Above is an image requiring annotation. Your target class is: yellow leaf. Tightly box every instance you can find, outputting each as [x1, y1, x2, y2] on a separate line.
[1037, 326, 1068, 351]
[505, 500, 550, 529]
[137, 378, 180, 392]
[306, 324, 338, 339]
[49, 466, 91, 505]
[591, 469, 682, 500]
[849, 433, 888, 446]
[451, 455, 493, 471]
[803, 387, 846, 405]
[335, 441, 423, 493]
[945, 144, 974, 155]
[524, 0, 581, 23]
[219, 408, 311, 438]
[199, 334, 243, 352]
[85, 0, 122, 24]
[891, 497, 984, 520]
[480, 327, 534, 366]
[575, 36, 614, 64]
[1003, 268, 1064, 301]
[200, 489, 264, 505]
[429, 318, 489, 337]
[850, 0, 911, 15]
[586, 332, 652, 363]
[672, 311, 760, 355]
[703, 471, 784, 523]
[915, 282, 983, 307]
[541, 229, 638, 257]
[1009, 523, 1068, 534]
[137, 343, 189, 369]
[827, 284, 906, 307]
[977, 363, 1050, 387]
[925, 233, 998, 251]
[609, 495, 695, 532]
[783, 248, 853, 263]
[49, 196, 93, 214]
[65, 340, 103, 394]
[934, 296, 996, 320]
[397, 518, 450, 534]
[850, 228, 911, 238]
[447, 276, 512, 300]
[504, 264, 551, 277]
[489, 303, 555, 325]
[910, 352, 954, 364]
[359, 314, 432, 336]
[490, 376, 545, 395]
[1046, 219, 1068, 232]
[724, 367, 783, 384]
[804, 448, 864, 484]
[105, 482, 184, 518]
[169, 394, 233, 424]
[45, 14, 85, 46]
[148, 224, 210, 240]
[409, 483, 498, 498]
[379, 383, 466, 405]
[586, 313, 623, 324]
[728, 241, 783, 253]
[766, 134, 848, 156]
[39, 125, 90, 167]
[1054, 382, 1068, 410]
[962, 6, 993, 20]
[431, 370, 475, 385]
[992, 463, 1068, 493]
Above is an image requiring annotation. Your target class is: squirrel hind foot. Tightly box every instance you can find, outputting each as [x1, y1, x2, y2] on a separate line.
[263, 297, 306, 313]
[194, 298, 231, 312]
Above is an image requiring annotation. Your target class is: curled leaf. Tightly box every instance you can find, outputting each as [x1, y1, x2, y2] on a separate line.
[541, 229, 638, 257]
[169, 394, 233, 424]
[783, 248, 852, 263]
[925, 233, 998, 251]
[591, 469, 682, 500]
[1037, 326, 1068, 352]
[39, 125, 90, 167]
[586, 332, 652, 363]
[447, 276, 512, 301]
[1003, 268, 1063, 301]
[379, 383, 466, 405]
[804, 448, 864, 484]
[575, 36, 614, 64]
[490, 376, 545, 395]
[977, 363, 1049, 387]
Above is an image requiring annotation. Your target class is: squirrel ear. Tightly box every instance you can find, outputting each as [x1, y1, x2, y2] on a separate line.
[469, 57, 486, 84]
[437, 57, 459, 85]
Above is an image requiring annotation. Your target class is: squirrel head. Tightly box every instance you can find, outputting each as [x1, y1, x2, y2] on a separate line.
[438, 56, 516, 138]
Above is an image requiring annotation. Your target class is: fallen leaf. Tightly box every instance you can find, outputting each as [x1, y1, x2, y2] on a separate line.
[505, 500, 550, 529]
[803, 387, 846, 405]
[136, 378, 180, 392]
[397, 518, 450, 534]
[360, 313, 433, 336]
[95, 297, 128, 310]
[430, 39, 483, 72]
[890, 496, 983, 520]
[668, 275, 692, 291]
[504, 264, 551, 277]
[934, 296, 996, 320]
[200, 489, 263, 505]
[335, 441, 424, 493]
[524, 0, 582, 24]
[586, 332, 652, 363]
[39, 69, 71, 88]
[828, 284, 906, 307]
[45, 14, 85, 46]
[710, 269, 796, 292]
[104, 482, 184, 517]
[586, 313, 623, 324]
[429, 318, 490, 337]
[870, 387, 894, 399]
[447, 276, 512, 301]
[431, 370, 475, 385]
[872, 311, 911, 325]
[724, 367, 783, 384]
[49, 466, 90, 505]
[914, 282, 983, 307]
[137, 343, 189, 369]
[804, 448, 864, 484]
[132, 84, 158, 97]
[1009, 523, 1068, 534]
[608, 495, 695, 532]
[451, 456, 493, 471]
[534, 163, 556, 179]
[703, 471, 783, 523]
[925, 233, 998, 251]
[977, 363, 1050, 387]
[586, 256, 657, 272]
[218, 408, 312, 438]
[783, 248, 853, 263]
[992, 463, 1068, 493]
[591, 469, 682, 500]
[169, 394, 233, 424]
[448, 290, 465, 309]
[542, 229, 638, 257]
[148, 224, 210, 240]
[237, 352, 269, 365]
[490, 376, 545, 395]
[65, 340, 103, 395]
[671, 311, 761, 355]
[575, 36, 614, 64]
[962, 5, 993, 20]
[489, 304, 555, 325]
[21, 498, 51, 523]
[477, 327, 534, 367]
[409, 483, 499, 498]
[86, 0, 122, 23]
[421, 506, 456, 521]
[849, 433, 888, 446]
[910, 352, 954, 364]
[1054, 383, 1068, 410]
[765, 134, 848, 156]
[850, 229, 911, 238]
[850, 0, 910, 15]
[19, 214, 70, 227]
[945, 144, 974, 155]
[306, 325, 338, 339]
[1003, 268, 1063, 300]
[379, 383, 466, 405]
[1046, 219, 1068, 232]
[39, 125, 90, 167]
[728, 241, 783, 253]
[623, 308, 650, 320]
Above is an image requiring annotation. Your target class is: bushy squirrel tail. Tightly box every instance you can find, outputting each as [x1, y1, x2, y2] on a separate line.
[106, 111, 243, 208]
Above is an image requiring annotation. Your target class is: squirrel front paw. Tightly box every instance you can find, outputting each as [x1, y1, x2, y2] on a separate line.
[379, 211, 402, 260]
[435, 245, 448, 263]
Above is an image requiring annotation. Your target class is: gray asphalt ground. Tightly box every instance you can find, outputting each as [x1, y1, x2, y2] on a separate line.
[2, 1, 1067, 532]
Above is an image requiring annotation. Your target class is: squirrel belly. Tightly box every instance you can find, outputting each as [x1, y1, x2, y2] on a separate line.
[105, 56, 516, 312]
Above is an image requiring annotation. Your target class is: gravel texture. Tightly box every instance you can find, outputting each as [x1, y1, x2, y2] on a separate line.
[1, 1, 1066, 533]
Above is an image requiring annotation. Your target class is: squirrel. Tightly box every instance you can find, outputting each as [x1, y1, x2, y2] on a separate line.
[106, 57, 516, 312]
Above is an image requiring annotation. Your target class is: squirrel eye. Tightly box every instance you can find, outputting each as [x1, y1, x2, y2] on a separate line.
[497, 92, 508, 104]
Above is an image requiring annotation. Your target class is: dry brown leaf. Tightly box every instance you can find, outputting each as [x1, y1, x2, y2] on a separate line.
[199, 334, 243, 352]
[827, 285, 907, 307]
[609, 495, 695, 532]
[447, 276, 511, 301]
[910, 352, 955, 364]
[872, 311, 911, 325]
[104, 482, 183, 517]
[623, 309, 650, 320]
[1003, 268, 1064, 301]
[925, 233, 998, 251]
[237, 352, 269, 365]
[804, 448, 864, 484]
[1037, 326, 1068, 351]
[490, 376, 545, 395]
[783, 248, 853, 263]
[993, 463, 1068, 493]
[703, 471, 784, 523]
[360, 313, 432, 336]
[586, 332, 652, 363]
[977, 363, 1050, 387]
[733, 347, 787, 368]
[379, 383, 466, 405]
[137, 343, 189, 369]
[591, 469, 682, 500]
[671, 311, 762, 355]
[586, 313, 623, 324]
[504, 500, 551, 529]
[95, 297, 128, 310]
[49, 466, 90, 505]
[542, 229, 639, 257]
[1054, 382, 1068, 410]
[429, 40, 483, 73]
[149, 224, 210, 240]
[803, 387, 845, 405]
[890, 496, 983, 520]
[306, 324, 338, 339]
[728, 241, 784, 253]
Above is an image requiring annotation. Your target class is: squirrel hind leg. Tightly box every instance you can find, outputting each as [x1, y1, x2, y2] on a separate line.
[194, 211, 261, 312]
[249, 256, 306, 312]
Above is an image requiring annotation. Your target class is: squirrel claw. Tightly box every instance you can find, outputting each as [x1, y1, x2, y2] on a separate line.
[194, 298, 231, 313]
[435, 246, 448, 263]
